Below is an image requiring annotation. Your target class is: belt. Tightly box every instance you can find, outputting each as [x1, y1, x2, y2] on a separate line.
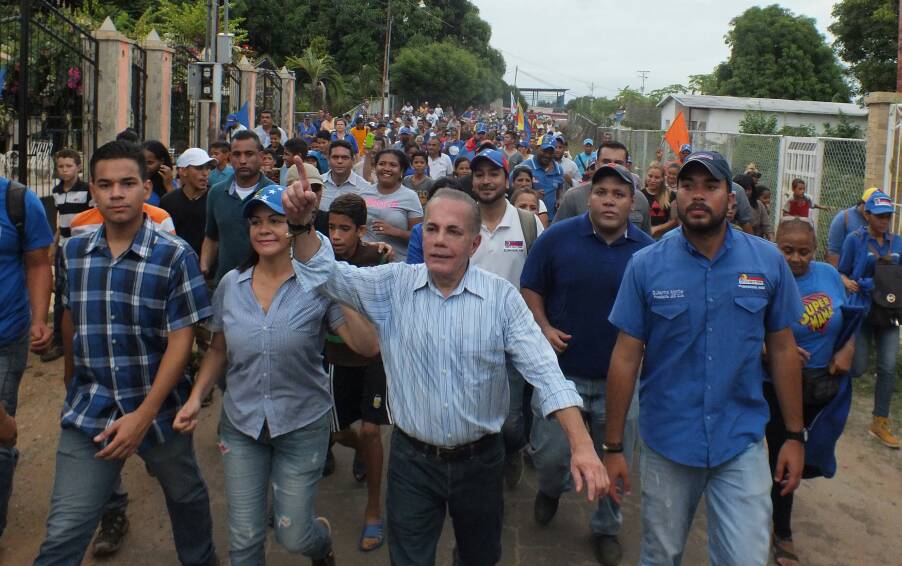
[397, 428, 499, 461]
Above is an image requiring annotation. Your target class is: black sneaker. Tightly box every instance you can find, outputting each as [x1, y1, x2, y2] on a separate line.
[92, 510, 129, 557]
[40, 345, 63, 363]
[312, 551, 336, 566]
[504, 451, 524, 489]
[593, 534, 623, 566]
[533, 490, 559, 526]
[322, 448, 336, 478]
[352, 451, 367, 482]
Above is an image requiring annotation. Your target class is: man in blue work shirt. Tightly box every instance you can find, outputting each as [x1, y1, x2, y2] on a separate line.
[522, 138, 564, 219]
[604, 151, 807, 565]
[826, 186, 876, 269]
[574, 138, 595, 177]
[521, 163, 653, 566]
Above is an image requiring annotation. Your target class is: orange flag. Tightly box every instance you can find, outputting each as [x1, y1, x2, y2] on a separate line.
[664, 111, 690, 155]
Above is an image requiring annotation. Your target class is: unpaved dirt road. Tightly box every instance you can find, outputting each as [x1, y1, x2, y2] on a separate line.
[1, 353, 900, 565]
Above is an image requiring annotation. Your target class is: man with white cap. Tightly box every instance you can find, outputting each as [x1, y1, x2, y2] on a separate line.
[161, 148, 218, 256]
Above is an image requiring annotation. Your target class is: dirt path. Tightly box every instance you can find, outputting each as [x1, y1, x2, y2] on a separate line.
[1, 354, 900, 565]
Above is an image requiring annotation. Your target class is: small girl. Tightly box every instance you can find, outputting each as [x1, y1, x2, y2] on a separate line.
[783, 179, 830, 218]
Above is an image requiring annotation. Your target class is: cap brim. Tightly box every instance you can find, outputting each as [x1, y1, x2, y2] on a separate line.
[179, 158, 218, 168]
[471, 155, 505, 171]
[592, 167, 634, 189]
[679, 159, 727, 181]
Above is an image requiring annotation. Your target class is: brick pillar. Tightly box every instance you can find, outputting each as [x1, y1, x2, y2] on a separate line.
[93, 17, 134, 145]
[237, 56, 257, 130]
[864, 92, 902, 194]
[278, 66, 295, 137]
[141, 29, 174, 147]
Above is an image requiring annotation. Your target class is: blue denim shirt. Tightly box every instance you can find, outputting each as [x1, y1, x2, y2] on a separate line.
[209, 267, 344, 439]
[609, 225, 802, 467]
[522, 157, 564, 218]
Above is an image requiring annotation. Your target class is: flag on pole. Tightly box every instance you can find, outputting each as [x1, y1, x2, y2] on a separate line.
[236, 101, 250, 129]
[510, 91, 517, 118]
[516, 101, 530, 141]
[663, 111, 690, 155]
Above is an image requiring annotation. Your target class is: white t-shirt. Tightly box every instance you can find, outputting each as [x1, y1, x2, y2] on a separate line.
[560, 157, 580, 186]
[471, 202, 544, 288]
[428, 153, 454, 180]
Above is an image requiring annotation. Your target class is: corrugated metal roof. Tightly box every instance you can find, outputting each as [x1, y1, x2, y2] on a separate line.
[657, 94, 867, 117]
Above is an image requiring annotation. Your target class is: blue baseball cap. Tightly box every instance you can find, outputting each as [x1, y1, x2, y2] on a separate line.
[399, 127, 412, 135]
[243, 185, 286, 217]
[471, 149, 507, 173]
[517, 140, 529, 148]
[679, 150, 732, 181]
[226, 114, 239, 127]
[591, 163, 636, 193]
[865, 191, 895, 215]
[476, 124, 487, 134]
[680, 144, 693, 154]
[540, 138, 556, 151]
[583, 138, 594, 146]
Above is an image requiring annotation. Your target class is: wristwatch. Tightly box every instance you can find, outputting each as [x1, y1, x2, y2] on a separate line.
[287, 220, 313, 236]
[785, 428, 808, 444]
[601, 442, 624, 454]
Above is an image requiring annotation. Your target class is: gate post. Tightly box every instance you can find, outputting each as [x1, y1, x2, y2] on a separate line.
[278, 66, 295, 137]
[142, 30, 174, 147]
[93, 18, 134, 145]
[237, 56, 257, 130]
[864, 92, 902, 192]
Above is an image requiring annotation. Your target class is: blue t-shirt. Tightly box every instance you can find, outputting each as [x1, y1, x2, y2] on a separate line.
[406, 222, 424, 264]
[520, 214, 653, 380]
[522, 157, 564, 219]
[609, 225, 802, 468]
[0, 179, 54, 346]
[826, 205, 866, 257]
[792, 262, 846, 369]
[209, 165, 234, 190]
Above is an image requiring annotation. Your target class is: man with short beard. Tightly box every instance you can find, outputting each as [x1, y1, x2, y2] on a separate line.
[321, 140, 370, 211]
[201, 131, 276, 286]
[604, 151, 806, 565]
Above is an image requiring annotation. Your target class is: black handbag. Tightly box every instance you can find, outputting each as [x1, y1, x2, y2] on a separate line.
[867, 251, 902, 327]
[802, 367, 841, 405]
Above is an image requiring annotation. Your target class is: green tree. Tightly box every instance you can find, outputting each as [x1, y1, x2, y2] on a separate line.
[711, 5, 850, 102]
[822, 112, 864, 138]
[688, 73, 717, 95]
[391, 41, 497, 110]
[647, 84, 688, 104]
[286, 48, 344, 110]
[830, 0, 898, 95]
[738, 111, 778, 134]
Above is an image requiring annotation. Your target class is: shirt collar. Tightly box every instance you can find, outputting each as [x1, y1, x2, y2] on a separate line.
[413, 262, 487, 299]
[578, 212, 637, 245]
[676, 222, 735, 262]
[84, 214, 156, 259]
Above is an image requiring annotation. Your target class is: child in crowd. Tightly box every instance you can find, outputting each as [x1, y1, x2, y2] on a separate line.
[208, 140, 233, 188]
[269, 129, 285, 167]
[261, 148, 280, 184]
[783, 178, 830, 218]
[43, 149, 92, 362]
[402, 150, 434, 205]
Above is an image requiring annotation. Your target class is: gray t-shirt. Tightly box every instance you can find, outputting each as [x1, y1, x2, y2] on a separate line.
[402, 175, 435, 205]
[732, 182, 752, 225]
[361, 185, 424, 262]
[553, 182, 652, 235]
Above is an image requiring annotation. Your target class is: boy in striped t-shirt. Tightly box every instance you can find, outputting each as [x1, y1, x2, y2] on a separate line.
[43, 149, 91, 362]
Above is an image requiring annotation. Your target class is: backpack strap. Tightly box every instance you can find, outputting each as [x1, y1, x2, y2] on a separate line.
[4, 178, 27, 251]
[516, 207, 537, 253]
[843, 209, 849, 231]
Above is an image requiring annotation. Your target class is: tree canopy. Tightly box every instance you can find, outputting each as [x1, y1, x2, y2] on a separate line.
[830, 0, 899, 95]
[710, 5, 850, 102]
[565, 85, 688, 130]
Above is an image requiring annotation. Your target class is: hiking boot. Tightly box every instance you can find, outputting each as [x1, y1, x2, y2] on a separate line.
[40, 345, 63, 363]
[869, 416, 901, 449]
[92, 510, 129, 557]
[593, 534, 623, 566]
[533, 490, 559, 526]
[504, 450, 524, 489]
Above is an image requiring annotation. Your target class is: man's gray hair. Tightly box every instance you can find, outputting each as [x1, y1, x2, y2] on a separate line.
[425, 188, 481, 235]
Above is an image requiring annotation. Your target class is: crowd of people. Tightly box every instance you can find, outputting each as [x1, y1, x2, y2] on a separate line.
[0, 99, 898, 566]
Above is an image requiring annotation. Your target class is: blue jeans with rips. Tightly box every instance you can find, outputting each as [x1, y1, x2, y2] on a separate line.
[530, 375, 637, 536]
[0, 332, 28, 538]
[851, 321, 900, 418]
[34, 427, 216, 565]
[638, 438, 772, 566]
[219, 410, 332, 565]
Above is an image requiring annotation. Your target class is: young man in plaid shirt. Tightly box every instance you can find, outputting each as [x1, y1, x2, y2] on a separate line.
[34, 141, 217, 566]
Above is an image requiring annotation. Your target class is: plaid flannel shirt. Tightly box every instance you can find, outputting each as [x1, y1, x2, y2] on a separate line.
[59, 215, 211, 451]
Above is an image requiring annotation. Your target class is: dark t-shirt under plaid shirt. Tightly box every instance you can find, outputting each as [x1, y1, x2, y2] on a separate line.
[59, 215, 212, 451]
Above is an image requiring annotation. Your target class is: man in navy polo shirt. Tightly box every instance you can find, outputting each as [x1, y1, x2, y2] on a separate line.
[521, 163, 652, 566]
[604, 151, 806, 565]
[522, 139, 564, 219]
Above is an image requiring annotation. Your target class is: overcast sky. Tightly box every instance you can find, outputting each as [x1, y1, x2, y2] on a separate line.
[468, 0, 838, 100]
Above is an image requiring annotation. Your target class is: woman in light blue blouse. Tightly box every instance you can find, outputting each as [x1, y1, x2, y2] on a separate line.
[174, 185, 379, 566]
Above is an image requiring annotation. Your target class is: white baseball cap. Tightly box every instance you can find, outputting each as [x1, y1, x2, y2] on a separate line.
[176, 148, 218, 168]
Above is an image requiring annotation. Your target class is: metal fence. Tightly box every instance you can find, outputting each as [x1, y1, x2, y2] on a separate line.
[566, 115, 867, 256]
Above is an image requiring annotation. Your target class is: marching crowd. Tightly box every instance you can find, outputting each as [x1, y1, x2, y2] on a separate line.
[0, 100, 899, 566]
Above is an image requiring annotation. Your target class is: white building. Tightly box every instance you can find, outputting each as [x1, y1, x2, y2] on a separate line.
[657, 94, 867, 135]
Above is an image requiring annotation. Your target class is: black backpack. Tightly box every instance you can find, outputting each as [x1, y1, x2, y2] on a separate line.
[867, 243, 902, 327]
[4, 178, 27, 252]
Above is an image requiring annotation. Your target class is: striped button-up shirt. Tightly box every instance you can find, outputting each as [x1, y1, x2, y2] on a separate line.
[60, 216, 212, 451]
[293, 234, 582, 447]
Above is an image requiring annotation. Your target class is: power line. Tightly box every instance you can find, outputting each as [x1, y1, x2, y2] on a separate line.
[637, 70, 650, 95]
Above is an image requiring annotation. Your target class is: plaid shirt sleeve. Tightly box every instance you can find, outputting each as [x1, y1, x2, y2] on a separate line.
[166, 249, 213, 332]
[59, 241, 71, 310]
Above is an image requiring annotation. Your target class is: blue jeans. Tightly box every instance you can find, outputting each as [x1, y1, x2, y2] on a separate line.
[35, 427, 215, 565]
[0, 332, 28, 538]
[501, 363, 532, 455]
[851, 321, 900, 418]
[219, 411, 332, 564]
[639, 439, 772, 566]
[530, 375, 637, 536]
[387, 429, 504, 566]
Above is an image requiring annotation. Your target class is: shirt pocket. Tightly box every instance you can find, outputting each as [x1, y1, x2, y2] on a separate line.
[649, 301, 690, 344]
[732, 295, 767, 344]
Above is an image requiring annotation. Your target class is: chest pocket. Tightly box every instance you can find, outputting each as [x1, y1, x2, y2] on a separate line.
[733, 295, 768, 342]
[649, 301, 690, 344]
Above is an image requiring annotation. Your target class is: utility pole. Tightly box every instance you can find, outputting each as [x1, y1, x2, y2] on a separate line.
[381, 0, 393, 116]
[590, 82, 595, 98]
[897, 0, 902, 92]
[514, 65, 518, 87]
[638, 70, 650, 95]
[18, 0, 30, 184]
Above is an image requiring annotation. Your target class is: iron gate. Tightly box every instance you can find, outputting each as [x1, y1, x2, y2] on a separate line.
[170, 44, 199, 156]
[0, 0, 98, 196]
[130, 43, 146, 141]
[220, 64, 242, 135]
[256, 69, 283, 126]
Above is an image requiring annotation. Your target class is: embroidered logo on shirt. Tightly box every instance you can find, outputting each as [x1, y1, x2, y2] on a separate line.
[504, 240, 525, 251]
[800, 292, 833, 333]
[652, 289, 686, 300]
[737, 273, 766, 290]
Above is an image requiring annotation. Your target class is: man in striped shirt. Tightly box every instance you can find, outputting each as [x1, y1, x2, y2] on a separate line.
[283, 161, 608, 566]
